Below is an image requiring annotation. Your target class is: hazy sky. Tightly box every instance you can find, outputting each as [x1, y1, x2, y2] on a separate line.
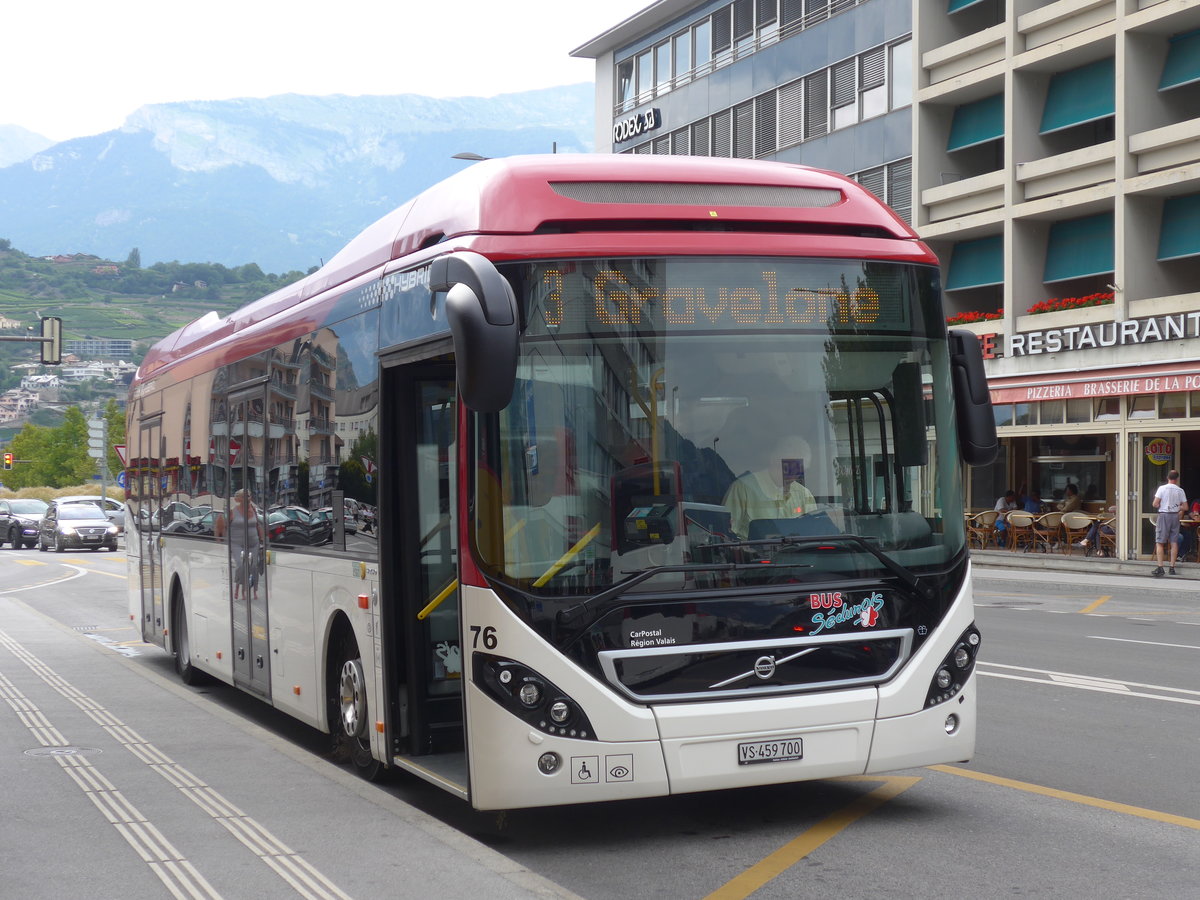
[2, 0, 652, 142]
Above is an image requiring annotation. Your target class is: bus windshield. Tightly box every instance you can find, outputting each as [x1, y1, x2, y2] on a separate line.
[474, 257, 965, 597]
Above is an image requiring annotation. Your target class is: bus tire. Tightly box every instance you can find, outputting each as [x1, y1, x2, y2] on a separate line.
[329, 632, 382, 781]
[172, 593, 205, 686]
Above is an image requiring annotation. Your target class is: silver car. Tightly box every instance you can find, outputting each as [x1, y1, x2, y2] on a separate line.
[55, 495, 127, 534]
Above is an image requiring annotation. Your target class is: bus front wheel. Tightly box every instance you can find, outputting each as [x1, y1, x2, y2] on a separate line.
[329, 634, 382, 781]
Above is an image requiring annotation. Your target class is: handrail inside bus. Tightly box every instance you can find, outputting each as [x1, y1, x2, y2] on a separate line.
[415, 519, 528, 621]
[532, 522, 602, 588]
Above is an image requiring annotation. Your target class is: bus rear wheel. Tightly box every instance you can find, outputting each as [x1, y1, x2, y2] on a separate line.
[172, 594, 205, 686]
[329, 634, 382, 781]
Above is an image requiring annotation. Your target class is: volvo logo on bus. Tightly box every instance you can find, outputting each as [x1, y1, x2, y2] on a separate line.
[753, 656, 777, 680]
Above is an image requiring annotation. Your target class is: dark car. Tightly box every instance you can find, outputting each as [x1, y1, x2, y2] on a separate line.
[267, 507, 331, 546]
[38, 501, 120, 552]
[0, 498, 49, 549]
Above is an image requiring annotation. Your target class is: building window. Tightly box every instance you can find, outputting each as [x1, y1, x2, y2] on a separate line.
[859, 47, 887, 120]
[655, 41, 671, 91]
[831, 59, 858, 130]
[890, 40, 912, 109]
[1160, 393, 1186, 418]
[1129, 395, 1157, 419]
[1040, 399, 1064, 424]
[673, 31, 692, 84]
[1066, 398, 1091, 423]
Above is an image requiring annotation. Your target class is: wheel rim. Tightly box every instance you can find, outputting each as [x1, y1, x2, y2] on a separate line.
[338, 657, 368, 738]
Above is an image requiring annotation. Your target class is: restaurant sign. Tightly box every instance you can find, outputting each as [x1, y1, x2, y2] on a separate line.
[989, 371, 1200, 404]
[1006, 311, 1200, 357]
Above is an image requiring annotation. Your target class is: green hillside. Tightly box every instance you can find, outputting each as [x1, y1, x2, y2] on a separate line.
[0, 241, 312, 356]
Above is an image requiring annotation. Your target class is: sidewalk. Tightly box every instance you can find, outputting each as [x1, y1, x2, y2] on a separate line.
[970, 547, 1200, 581]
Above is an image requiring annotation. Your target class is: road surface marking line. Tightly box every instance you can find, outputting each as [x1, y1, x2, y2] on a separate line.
[981, 662, 1200, 697]
[1077, 595, 1110, 614]
[930, 765, 1200, 831]
[703, 775, 921, 900]
[15, 559, 46, 566]
[1089, 634, 1200, 652]
[979, 671, 1200, 705]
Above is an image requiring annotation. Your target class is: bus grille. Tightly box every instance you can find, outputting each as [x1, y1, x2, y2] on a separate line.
[596, 629, 912, 703]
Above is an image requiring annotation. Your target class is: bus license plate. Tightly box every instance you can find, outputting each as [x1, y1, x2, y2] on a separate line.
[737, 738, 803, 765]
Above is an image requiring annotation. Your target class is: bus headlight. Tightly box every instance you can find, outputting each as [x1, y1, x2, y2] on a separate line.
[925, 624, 980, 708]
[474, 653, 597, 740]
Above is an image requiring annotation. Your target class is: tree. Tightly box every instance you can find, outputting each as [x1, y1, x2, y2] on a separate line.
[5, 424, 51, 489]
[42, 406, 95, 487]
[125, 247, 141, 269]
[103, 399, 126, 478]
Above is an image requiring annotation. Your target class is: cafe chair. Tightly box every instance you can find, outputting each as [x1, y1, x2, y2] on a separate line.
[1006, 511, 1038, 552]
[967, 509, 998, 549]
[1061, 511, 1095, 555]
[1096, 516, 1117, 558]
[1033, 511, 1063, 553]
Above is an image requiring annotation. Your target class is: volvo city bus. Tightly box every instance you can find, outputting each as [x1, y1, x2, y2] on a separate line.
[127, 155, 996, 810]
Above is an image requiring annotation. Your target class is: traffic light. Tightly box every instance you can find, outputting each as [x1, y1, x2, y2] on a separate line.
[2, 452, 12, 470]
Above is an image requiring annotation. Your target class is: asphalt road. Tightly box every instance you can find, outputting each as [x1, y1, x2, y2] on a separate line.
[1, 547, 1196, 899]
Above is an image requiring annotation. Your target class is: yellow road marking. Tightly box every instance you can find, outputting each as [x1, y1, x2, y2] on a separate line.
[1078, 595, 1111, 614]
[15, 559, 46, 566]
[931, 765, 1200, 830]
[703, 775, 920, 900]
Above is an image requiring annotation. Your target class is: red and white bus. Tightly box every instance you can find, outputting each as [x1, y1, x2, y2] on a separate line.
[127, 155, 996, 810]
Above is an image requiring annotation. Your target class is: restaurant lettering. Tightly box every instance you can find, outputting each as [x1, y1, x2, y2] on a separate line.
[1008, 312, 1200, 357]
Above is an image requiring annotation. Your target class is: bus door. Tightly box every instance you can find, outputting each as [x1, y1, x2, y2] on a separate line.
[137, 415, 166, 646]
[229, 390, 271, 699]
[381, 361, 463, 763]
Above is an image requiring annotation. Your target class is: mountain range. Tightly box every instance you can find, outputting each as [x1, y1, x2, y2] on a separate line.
[0, 85, 595, 273]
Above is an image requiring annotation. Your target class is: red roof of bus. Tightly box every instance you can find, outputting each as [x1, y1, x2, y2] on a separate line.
[138, 155, 930, 383]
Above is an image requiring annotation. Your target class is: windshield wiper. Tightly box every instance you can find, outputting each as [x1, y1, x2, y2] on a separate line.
[556, 561, 809, 628]
[730, 532, 934, 601]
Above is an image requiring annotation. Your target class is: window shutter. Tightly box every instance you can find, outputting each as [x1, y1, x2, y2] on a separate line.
[733, 101, 755, 158]
[671, 128, 690, 155]
[857, 166, 886, 200]
[782, 0, 804, 27]
[712, 109, 733, 157]
[778, 80, 805, 147]
[733, 0, 754, 41]
[653, 135, 671, 155]
[860, 47, 886, 91]
[757, 0, 778, 26]
[804, 72, 828, 138]
[712, 6, 733, 53]
[804, 0, 828, 27]
[755, 93, 777, 155]
[831, 59, 856, 107]
[888, 158, 913, 222]
[691, 119, 711, 156]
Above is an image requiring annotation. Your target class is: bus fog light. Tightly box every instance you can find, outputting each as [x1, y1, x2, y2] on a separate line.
[537, 752, 561, 774]
[518, 681, 542, 707]
[549, 700, 570, 724]
[936, 668, 952, 690]
[967, 632, 981, 647]
[498, 669, 512, 685]
[944, 714, 959, 735]
[953, 646, 970, 668]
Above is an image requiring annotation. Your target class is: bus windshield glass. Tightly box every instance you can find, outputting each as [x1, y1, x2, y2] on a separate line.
[474, 257, 965, 597]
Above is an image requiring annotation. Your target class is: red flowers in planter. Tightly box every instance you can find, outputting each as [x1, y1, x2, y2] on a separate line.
[1026, 292, 1114, 315]
[945, 309, 1003, 325]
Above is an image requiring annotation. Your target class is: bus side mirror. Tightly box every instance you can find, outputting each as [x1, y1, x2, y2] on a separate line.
[891, 361, 928, 467]
[429, 251, 519, 412]
[948, 329, 998, 466]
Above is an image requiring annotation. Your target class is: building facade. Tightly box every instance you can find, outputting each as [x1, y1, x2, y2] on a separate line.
[915, 0, 1200, 558]
[573, 0, 917, 219]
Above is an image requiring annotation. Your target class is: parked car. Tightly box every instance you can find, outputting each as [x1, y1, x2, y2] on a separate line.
[56, 495, 127, 534]
[162, 510, 219, 535]
[38, 500, 119, 552]
[0, 498, 49, 549]
[314, 507, 356, 534]
[266, 506, 332, 546]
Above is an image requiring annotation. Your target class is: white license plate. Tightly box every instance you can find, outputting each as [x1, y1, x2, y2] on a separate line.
[737, 737, 804, 765]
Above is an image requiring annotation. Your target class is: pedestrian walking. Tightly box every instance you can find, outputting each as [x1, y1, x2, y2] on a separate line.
[1152, 469, 1187, 576]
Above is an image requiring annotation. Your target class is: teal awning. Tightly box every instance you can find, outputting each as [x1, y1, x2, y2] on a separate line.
[946, 235, 1003, 291]
[947, 94, 1004, 152]
[948, 0, 987, 12]
[1160, 29, 1200, 91]
[1040, 58, 1115, 134]
[1158, 194, 1200, 261]
[1044, 213, 1113, 283]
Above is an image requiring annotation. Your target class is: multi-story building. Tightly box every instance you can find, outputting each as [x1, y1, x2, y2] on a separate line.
[65, 338, 136, 359]
[915, 0, 1200, 558]
[573, 0, 917, 220]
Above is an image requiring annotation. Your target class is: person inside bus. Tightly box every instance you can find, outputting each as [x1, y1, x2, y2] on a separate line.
[722, 429, 817, 539]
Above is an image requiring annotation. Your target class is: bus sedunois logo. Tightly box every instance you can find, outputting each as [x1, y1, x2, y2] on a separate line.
[753, 656, 777, 680]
